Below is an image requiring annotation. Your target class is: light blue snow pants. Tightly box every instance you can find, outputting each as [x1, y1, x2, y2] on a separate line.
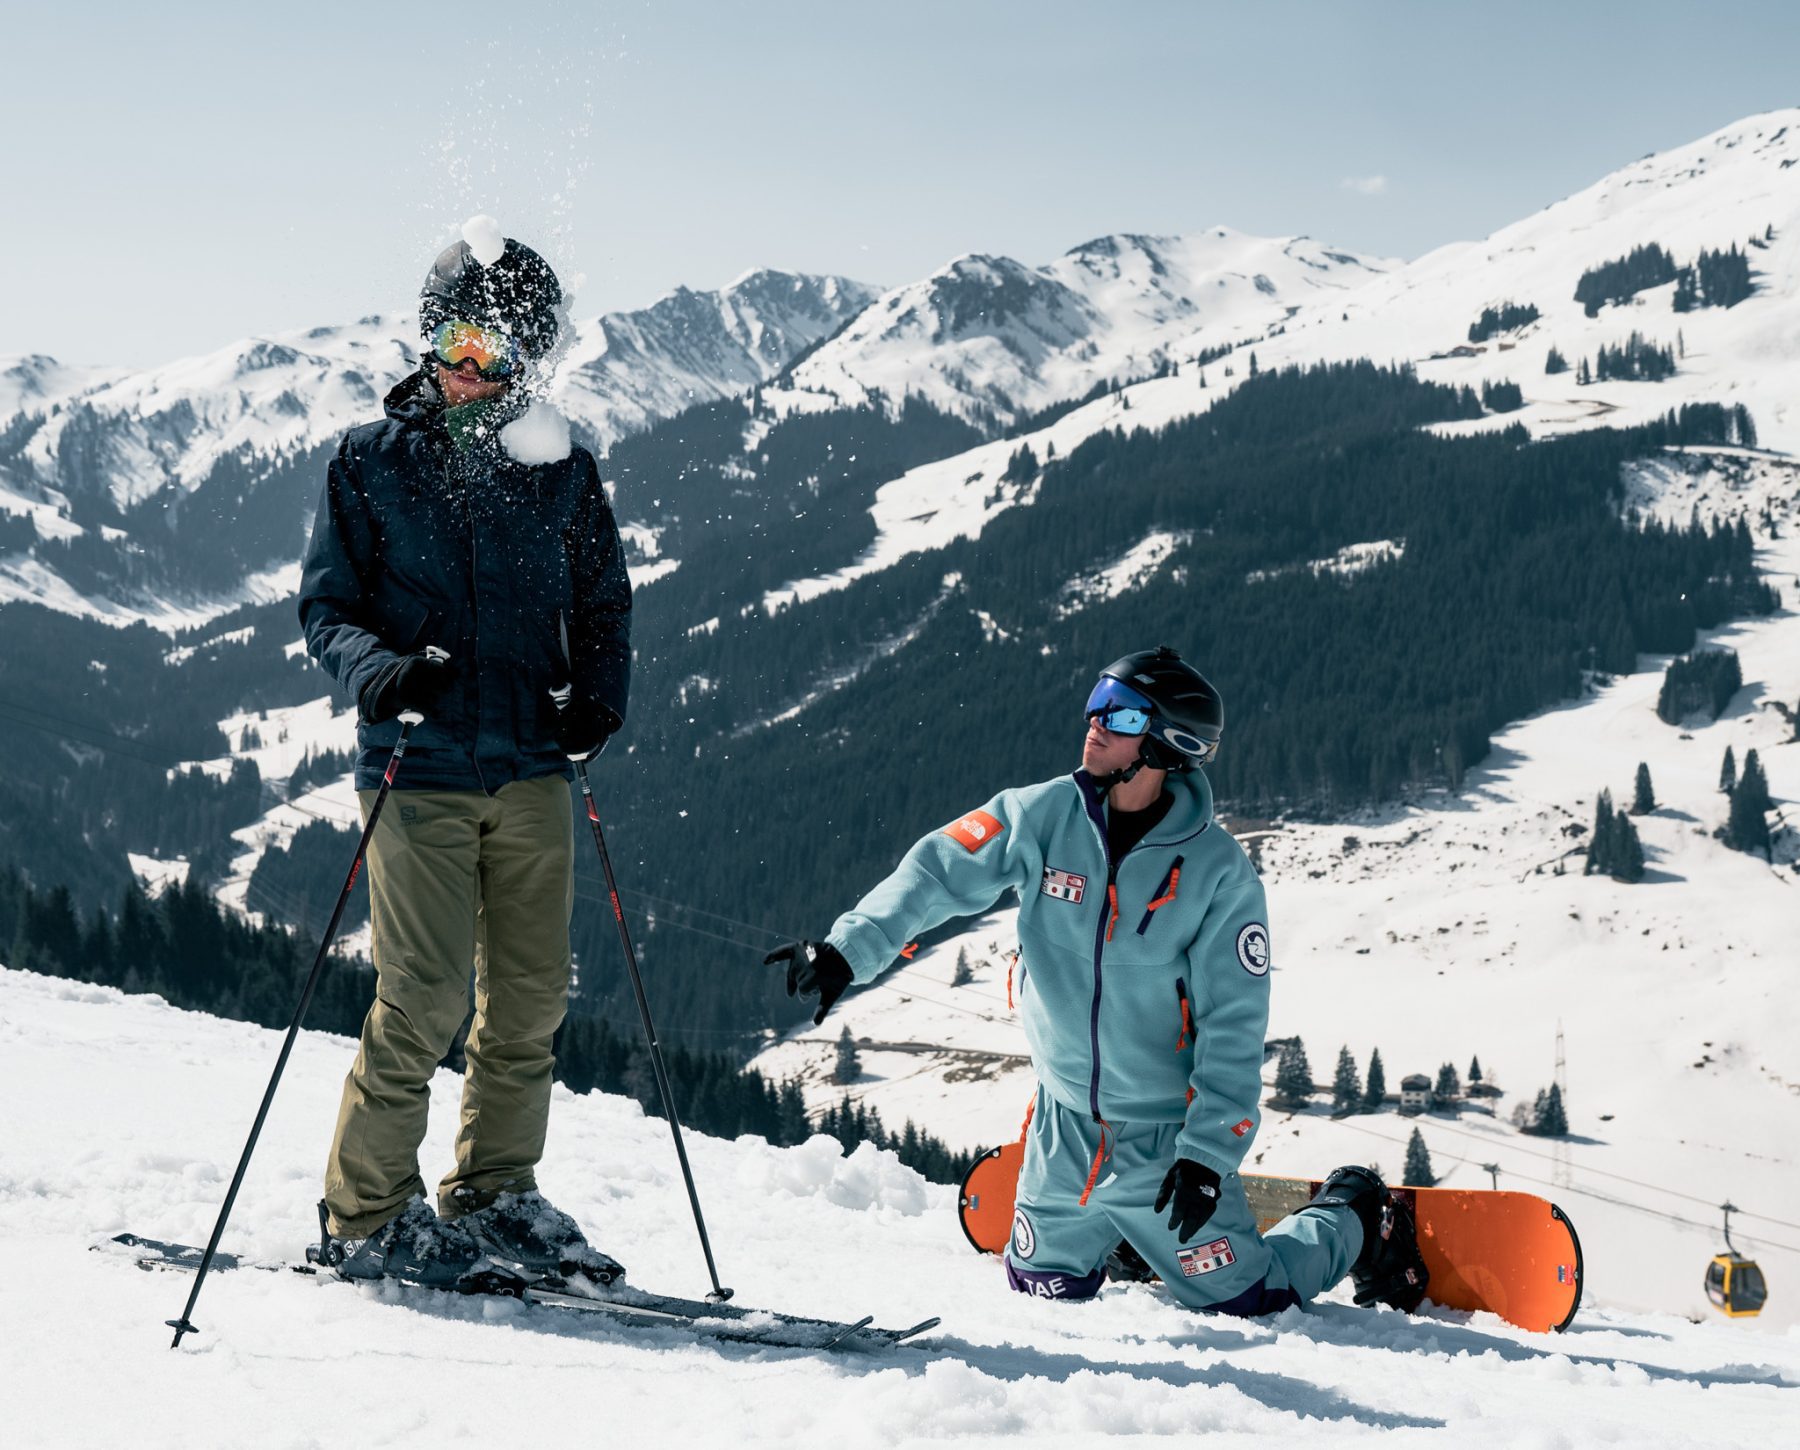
[1002, 1085, 1363, 1313]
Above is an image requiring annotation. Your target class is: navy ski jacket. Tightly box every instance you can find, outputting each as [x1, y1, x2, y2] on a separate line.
[299, 369, 632, 793]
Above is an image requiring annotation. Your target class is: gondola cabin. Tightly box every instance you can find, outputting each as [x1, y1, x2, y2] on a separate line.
[1704, 1253, 1768, 1318]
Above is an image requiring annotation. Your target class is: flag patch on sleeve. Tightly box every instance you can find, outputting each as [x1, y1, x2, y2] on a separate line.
[944, 810, 1005, 852]
[1176, 1237, 1236, 1277]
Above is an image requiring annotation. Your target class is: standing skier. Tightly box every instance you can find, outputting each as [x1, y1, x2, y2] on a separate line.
[767, 648, 1426, 1315]
[298, 233, 631, 1286]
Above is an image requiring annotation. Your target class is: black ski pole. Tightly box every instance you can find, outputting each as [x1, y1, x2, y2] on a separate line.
[166, 670, 439, 1348]
[560, 701, 732, 1302]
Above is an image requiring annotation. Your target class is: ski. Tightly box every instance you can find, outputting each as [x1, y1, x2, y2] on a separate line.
[103, 1233, 940, 1352]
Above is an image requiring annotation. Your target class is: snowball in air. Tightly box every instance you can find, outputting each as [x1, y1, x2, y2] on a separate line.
[462, 215, 505, 266]
[502, 402, 572, 465]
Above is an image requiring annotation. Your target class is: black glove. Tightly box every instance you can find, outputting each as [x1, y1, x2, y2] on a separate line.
[763, 940, 853, 1026]
[367, 651, 456, 722]
[1153, 1158, 1223, 1244]
[553, 693, 621, 761]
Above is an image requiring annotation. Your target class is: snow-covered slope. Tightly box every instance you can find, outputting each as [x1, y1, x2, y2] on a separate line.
[762, 110, 1800, 611]
[755, 446, 1800, 1335]
[5, 967, 1796, 1447]
[1256, 111, 1800, 450]
[784, 229, 1394, 426]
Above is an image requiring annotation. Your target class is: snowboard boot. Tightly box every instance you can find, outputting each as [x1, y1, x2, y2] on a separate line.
[446, 1188, 625, 1288]
[1105, 1238, 1156, 1284]
[313, 1196, 491, 1288]
[1308, 1165, 1429, 1312]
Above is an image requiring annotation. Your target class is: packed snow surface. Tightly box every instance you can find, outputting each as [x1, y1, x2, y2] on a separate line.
[3, 966, 1797, 1448]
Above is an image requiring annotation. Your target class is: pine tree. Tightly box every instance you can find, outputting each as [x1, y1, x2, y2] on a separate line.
[1363, 1047, 1387, 1110]
[1468, 1055, 1483, 1085]
[1611, 814, 1646, 882]
[1544, 346, 1568, 375]
[1273, 1039, 1314, 1108]
[1586, 789, 1615, 876]
[1631, 762, 1656, 815]
[1720, 745, 1737, 793]
[1332, 1045, 1362, 1113]
[1725, 749, 1773, 859]
[951, 947, 974, 987]
[1533, 1083, 1569, 1137]
[1404, 1128, 1436, 1186]
[1434, 1061, 1462, 1105]
[832, 1026, 861, 1085]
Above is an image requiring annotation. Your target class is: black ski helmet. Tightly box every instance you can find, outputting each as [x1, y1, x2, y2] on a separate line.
[1093, 645, 1223, 770]
[420, 237, 565, 359]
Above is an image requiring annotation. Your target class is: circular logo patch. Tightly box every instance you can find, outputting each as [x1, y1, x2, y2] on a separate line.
[1011, 1209, 1036, 1260]
[1236, 922, 1270, 976]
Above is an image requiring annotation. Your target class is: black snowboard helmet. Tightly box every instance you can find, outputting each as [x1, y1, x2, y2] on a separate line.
[1091, 645, 1223, 771]
[419, 237, 565, 359]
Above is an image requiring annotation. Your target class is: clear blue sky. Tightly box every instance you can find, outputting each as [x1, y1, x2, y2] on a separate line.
[6, 0, 1796, 367]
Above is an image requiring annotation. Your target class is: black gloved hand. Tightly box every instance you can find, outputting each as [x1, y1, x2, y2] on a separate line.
[553, 693, 621, 762]
[368, 651, 456, 722]
[1153, 1158, 1223, 1244]
[763, 940, 853, 1026]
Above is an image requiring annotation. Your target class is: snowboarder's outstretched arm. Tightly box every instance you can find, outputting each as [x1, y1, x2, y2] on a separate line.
[1176, 867, 1272, 1178]
[826, 792, 1038, 983]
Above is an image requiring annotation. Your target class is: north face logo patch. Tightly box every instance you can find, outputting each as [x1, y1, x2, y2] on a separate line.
[944, 810, 1005, 853]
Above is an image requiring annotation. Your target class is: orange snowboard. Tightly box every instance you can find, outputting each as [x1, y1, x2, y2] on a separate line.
[958, 1144, 1583, 1333]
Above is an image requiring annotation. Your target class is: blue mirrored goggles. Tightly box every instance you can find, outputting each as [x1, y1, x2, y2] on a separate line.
[1085, 676, 1156, 736]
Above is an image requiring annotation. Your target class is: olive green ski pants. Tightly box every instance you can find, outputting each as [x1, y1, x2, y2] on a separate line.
[323, 775, 574, 1238]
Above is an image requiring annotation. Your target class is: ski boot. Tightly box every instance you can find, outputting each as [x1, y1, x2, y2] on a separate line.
[1307, 1165, 1429, 1312]
[310, 1196, 496, 1289]
[446, 1188, 625, 1289]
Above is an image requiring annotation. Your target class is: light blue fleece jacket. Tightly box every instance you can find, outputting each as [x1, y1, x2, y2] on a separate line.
[827, 768, 1271, 1178]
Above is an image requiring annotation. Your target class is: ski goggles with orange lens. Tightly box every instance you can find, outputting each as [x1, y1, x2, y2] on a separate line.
[1085, 676, 1156, 735]
[430, 319, 522, 380]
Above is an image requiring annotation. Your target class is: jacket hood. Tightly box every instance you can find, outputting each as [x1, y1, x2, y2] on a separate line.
[383, 367, 446, 430]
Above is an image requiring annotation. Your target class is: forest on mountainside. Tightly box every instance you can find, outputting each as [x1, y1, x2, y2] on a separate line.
[3, 361, 1777, 1050]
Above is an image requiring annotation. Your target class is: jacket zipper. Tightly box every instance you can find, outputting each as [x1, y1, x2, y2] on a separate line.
[1137, 855, 1184, 934]
[1077, 776, 1114, 1124]
[454, 451, 489, 795]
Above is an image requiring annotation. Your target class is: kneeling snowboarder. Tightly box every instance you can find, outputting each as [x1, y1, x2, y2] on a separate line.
[767, 648, 1426, 1316]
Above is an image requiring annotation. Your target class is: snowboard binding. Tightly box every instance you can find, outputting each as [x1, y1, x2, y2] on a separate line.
[1309, 1166, 1429, 1312]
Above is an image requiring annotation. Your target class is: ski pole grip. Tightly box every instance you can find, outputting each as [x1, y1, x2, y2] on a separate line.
[396, 646, 453, 726]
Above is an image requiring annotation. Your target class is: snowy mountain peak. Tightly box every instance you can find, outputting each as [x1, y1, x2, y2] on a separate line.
[782, 227, 1395, 425]
[0, 271, 878, 622]
[1243, 107, 1800, 453]
[774, 223, 1389, 422]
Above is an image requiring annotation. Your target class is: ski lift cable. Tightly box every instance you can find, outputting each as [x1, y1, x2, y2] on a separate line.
[1323, 1117, 1800, 1255]
[1373, 1113, 1800, 1232]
